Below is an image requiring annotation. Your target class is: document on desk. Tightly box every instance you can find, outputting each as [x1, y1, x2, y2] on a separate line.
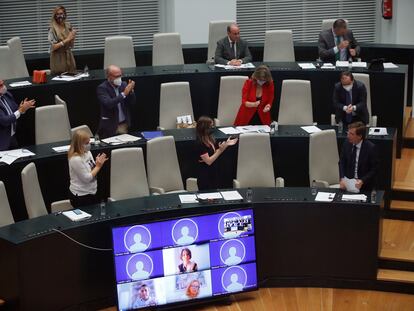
[383, 62, 398, 69]
[301, 126, 321, 134]
[369, 127, 388, 136]
[62, 209, 92, 221]
[298, 63, 316, 69]
[0, 148, 35, 165]
[101, 134, 141, 145]
[350, 62, 367, 68]
[179, 194, 198, 204]
[335, 61, 350, 67]
[321, 63, 335, 69]
[215, 63, 255, 70]
[314, 192, 336, 202]
[9, 81, 32, 87]
[235, 125, 270, 133]
[220, 190, 243, 201]
[196, 192, 223, 200]
[218, 127, 241, 135]
[342, 194, 367, 202]
[343, 177, 360, 193]
[52, 145, 70, 153]
[51, 73, 89, 82]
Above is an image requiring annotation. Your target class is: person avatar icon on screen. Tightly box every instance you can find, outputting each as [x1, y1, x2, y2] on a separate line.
[129, 233, 148, 253]
[131, 261, 150, 280]
[177, 226, 195, 245]
[224, 246, 242, 266]
[226, 273, 243, 292]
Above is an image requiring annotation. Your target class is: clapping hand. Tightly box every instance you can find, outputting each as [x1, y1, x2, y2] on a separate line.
[95, 153, 108, 168]
[263, 104, 271, 113]
[123, 79, 135, 96]
[346, 104, 353, 114]
[229, 59, 242, 66]
[18, 98, 36, 113]
[339, 40, 349, 49]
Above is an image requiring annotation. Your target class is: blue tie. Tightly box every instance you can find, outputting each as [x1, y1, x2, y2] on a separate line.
[0, 96, 16, 135]
[345, 90, 352, 124]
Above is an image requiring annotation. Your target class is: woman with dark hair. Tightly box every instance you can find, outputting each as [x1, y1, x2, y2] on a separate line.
[178, 248, 198, 273]
[234, 65, 275, 126]
[48, 5, 77, 74]
[196, 116, 238, 190]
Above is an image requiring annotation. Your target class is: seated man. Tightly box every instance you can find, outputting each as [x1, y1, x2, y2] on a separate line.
[339, 122, 379, 191]
[333, 71, 369, 126]
[0, 79, 35, 151]
[318, 19, 360, 62]
[97, 65, 136, 138]
[215, 23, 252, 66]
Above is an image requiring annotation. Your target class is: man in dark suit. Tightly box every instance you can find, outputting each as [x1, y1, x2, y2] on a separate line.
[318, 19, 360, 62]
[339, 122, 379, 191]
[333, 71, 369, 126]
[97, 65, 136, 138]
[215, 23, 252, 66]
[0, 79, 35, 151]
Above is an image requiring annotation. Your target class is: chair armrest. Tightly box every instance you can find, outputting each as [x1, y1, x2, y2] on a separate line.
[331, 114, 337, 126]
[233, 179, 241, 188]
[107, 197, 116, 202]
[51, 199, 72, 213]
[214, 118, 220, 127]
[186, 178, 198, 192]
[275, 177, 284, 188]
[314, 180, 330, 188]
[371, 115, 378, 127]
[150, 186, 165, 194]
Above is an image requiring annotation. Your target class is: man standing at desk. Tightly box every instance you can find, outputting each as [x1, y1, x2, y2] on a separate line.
[215, 23, 252, 66]
[318, 19, 360, 62]
[333, 71, 369, 126]
[339, 122, 378, 191]
[0, 79, 35, 151]
[97, 65, 136, 138]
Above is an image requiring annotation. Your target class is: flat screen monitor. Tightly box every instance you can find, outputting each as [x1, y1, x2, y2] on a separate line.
[111, 208, 257, 310]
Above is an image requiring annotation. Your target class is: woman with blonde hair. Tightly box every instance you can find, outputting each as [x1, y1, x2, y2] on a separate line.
[234, 65, 275, 125]
[68, 130, 108, 207]
[48, 5, 77, 74]
[185, 279, 201, 299]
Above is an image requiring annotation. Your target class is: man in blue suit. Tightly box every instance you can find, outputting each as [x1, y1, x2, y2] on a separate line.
[0, 79, 35, 151]
[97, 65, 136, 138]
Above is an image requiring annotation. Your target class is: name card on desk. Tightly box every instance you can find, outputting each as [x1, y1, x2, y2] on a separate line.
[315, 192, 335, 202]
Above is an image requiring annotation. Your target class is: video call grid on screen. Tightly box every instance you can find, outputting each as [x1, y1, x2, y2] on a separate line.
[111, 208, 258, 310]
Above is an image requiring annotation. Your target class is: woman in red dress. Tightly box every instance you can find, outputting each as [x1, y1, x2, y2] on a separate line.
[234, 65, 274, 126]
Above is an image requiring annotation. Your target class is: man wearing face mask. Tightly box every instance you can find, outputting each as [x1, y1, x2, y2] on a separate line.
[0, 79, 36, 151]
[333, 71, 368, 127]
[97, 65, 136, 138]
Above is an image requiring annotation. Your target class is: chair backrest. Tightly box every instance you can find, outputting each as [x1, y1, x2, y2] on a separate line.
[54, 94, 72, 132]
[104, 35, 136, 69]
[146, 136, 184, 192]
[71, 125, 93, 138]
[217, 76, 248, 126]
[353, 73, 372, 117]
[21, 163, 48, 219]
[309, 129, 339, 186]
[152, 33, 184, 66]
[110, 147, 149, 200]
[0, 46, 14, 80]
[7, 37, 29, 78]
[159, 82, 193, 129]
[207, 20, 235, 62]
[321, 19, 349, 31]
[236, 133, 275, 187]
[263, 30, 295, 62]
[35, 105, 71, 144]
[0, 181, 14, 227]
[278, 79, 313, 125]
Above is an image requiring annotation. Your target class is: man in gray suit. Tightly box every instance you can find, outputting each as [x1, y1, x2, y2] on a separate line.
[215, 23, 252, 66]
[318, 19, 360, 62]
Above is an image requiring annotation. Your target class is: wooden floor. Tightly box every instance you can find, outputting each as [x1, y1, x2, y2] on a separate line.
[393, 148, 414, 190]
[100, 287, 414, 311]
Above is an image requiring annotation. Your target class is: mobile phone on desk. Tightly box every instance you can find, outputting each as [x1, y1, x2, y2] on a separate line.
[73, 209, 82, 215]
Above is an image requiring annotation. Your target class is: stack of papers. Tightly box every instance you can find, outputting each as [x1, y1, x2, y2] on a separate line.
[343, 177, 359, 193]
[178, 194, 198, 204]
[369, 127, 388, 136]
[315, 192, 336, 202]
[9, 81, 32, 87]
[62, 209, 92, 221]
[52, 72, 89, 82]
[0, 148, 35, 165]
[141, 131, 163, 140]
[321, 63, 335, 69]
[197, 192, 223, 200]
[215, 63, 255, 70]
[342, 194, 367, 202]
[235, 125, 270, 134]
[336, 61, 350, 67]
[301, 126, 321, 134]
[52, 145, 70, 153]
[383, 62, 398, 69]
[179, 191, 243, 204]
[298, 63, 316, 69]
[350, 62, 367, 68]
[220, 191, 243, 201]
[218, 127, 241, 135]
[101, 134, 141, 145]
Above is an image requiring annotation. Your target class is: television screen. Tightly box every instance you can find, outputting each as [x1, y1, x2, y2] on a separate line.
[111, 208, 257, 310]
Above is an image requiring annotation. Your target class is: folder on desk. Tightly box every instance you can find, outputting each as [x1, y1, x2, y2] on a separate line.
[141, 131, 164, 140]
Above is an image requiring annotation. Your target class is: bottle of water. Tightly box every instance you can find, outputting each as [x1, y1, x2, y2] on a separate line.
[100, 200, 106, 216]
[206, 57, 215, 70]
[94, 133, 100, 146]
[83, 64, 89, 76]
[311, 180, 317, 196]
[371, 189, 377, 204]
[270, 122, 276, 135]
[338, 121, 343, 134]
[274, 121, 278, 132]
[245, 188, 253, 203]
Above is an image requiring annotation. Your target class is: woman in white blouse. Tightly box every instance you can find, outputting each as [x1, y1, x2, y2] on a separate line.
[68, 130, 108, 207]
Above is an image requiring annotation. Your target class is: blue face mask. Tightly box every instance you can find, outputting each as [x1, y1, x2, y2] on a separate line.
[83, 143, 91, 152]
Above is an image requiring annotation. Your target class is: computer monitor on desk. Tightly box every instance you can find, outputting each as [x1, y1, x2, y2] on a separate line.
[111, 208, 258, 310]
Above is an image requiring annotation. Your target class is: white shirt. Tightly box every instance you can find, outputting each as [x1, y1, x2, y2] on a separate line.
[353, 141, 362, 178]
[69, 151, 97, 196]
[332, 29, 347, 61]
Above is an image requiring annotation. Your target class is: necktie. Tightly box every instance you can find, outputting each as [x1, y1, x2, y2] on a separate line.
[351, 145, 357, 177]
[335, 35, 341, 61]
[230, 41, 235, 59]
[345, 90, 353, 124]
[0, 96, 16, 135]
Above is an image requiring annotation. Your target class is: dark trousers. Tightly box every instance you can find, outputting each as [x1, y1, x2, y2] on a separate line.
[68, 191, 99, 208]
[9, 135, 18, 150]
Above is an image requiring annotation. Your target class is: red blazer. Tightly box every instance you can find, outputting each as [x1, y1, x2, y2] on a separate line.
[234, 79, 275, 126]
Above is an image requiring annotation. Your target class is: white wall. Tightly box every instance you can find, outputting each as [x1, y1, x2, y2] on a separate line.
[160, 0, 236, 44]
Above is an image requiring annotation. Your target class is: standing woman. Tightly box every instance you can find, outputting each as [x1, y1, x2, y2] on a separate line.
[48, 6, 77, 74]
[68, 130, 108, 208]
[196, 116, 238, 190]
[234, 65, 274, 126]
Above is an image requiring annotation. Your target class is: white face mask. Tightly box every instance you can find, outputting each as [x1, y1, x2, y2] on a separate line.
[257, 80, 266, 86]
[83, 143, 91, 152]
[343, 83, 353, 92]
[0, 85, 7, 95]
[112, 77, 122, 87]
